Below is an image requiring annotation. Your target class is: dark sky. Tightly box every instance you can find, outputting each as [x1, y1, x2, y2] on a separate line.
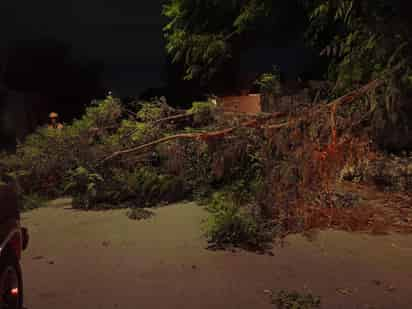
[0, 1, 167, 96]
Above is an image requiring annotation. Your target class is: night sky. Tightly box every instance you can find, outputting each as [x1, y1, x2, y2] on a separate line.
[0, 1, 167, 96]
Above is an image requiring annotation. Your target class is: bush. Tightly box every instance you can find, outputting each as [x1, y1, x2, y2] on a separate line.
[126, 208, 155, 220]
[0, 95, 124, 199]
[204, 191, 273, 250]
[21, 193, 48, 212]
[64, 166, 104, 210]
[188, 101, 216, 126]
[69, 167, 188, 209]
[254, 66, 282, 96]
[110, 167, 186, 207]
[137, 98, 174, 122]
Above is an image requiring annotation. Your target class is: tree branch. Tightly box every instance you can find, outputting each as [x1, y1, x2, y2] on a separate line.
[151, 112, 194, 125]
[100, 112, 284, 164]
[267, 78, 386, 130]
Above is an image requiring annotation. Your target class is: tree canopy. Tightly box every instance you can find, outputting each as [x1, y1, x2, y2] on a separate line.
[162, 0, 412, 92]
[304, 0, 412, 92]
[162, 0, 307, 83]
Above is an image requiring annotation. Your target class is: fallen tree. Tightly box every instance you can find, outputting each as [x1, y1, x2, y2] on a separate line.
[101, 78, 386, 164]
[100, 111, 288, 164]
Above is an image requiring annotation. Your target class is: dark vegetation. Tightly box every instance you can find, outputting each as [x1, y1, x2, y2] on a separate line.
[271, 290, 321, 309]
[0, 37, 107, 151]
[1, 1, 412, 250]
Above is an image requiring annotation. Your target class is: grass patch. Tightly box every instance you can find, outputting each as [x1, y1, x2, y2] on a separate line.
[204, 191, 274, 250]
[271, 290, 321, 309]
[126, 208, 155, 220]
[21, 193, 48, 212]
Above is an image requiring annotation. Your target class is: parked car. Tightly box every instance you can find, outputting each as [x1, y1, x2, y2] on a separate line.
[0, 183, 29, 309]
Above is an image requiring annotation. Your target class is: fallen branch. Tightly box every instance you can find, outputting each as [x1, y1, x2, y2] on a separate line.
[327, 79, 384, 108]
[101, 112, 284, 164]
[101, 133, 202, 164]
[100, 76, 381, 163]
[151, 112, 194, 125]
[123, 113, 194, 139]
[101, 75, 385, 165]
[266, 78, 386, 130]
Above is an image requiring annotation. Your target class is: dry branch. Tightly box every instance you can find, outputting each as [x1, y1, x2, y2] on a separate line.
[266, 78, 386, 130]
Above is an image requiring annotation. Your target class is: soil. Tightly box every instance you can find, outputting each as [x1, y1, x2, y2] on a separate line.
[21, 198, 412, 309]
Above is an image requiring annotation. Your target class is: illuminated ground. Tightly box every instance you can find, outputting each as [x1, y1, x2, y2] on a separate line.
[21, 199, 412, 309]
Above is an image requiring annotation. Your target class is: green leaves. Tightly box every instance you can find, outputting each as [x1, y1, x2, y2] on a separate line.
[233, 0, 267, 33]
[162, 0, 279, 81]
[64, 166, 104, 209]
[254, 66, 281, 95]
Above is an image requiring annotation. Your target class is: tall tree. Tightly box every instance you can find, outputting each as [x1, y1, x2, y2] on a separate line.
[304, 0, 412, 92]
[162, 0, 307, 86]
[304, 0, 412, 150]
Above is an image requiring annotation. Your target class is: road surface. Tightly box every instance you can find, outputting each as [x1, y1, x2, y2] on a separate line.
[21, 199, 412, 309]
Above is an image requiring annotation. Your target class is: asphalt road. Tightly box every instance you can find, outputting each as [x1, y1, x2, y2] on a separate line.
[20, 199, 412, 309]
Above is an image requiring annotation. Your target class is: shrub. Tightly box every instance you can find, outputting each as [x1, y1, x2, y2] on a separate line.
[71, 95, 122, 131]
[188, 101, 216, 126]
[137, 98, 174, 122]
[89, 167, 187, 209]
[64, 166, 104, 210]
[126, 208, 155, 220]
[21, 193, 48, 212]
[254, 65, 282, 96]
[204, 191, 273, 250]
[0, 95, 124, 199]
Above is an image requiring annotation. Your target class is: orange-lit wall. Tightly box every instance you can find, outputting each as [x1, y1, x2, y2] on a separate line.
[218, 94, 261, 114]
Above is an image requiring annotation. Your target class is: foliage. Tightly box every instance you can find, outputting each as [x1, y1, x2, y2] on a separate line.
[21, 193, 48, 212]
[70, 95, 123, 133]
[188, 101, 216, 126]
[106, 167, 186, 208]
[0, 95, 124, 200]
[204, 191, 273, 249]
[254, 66, 282, 96]
[305, 0, 412, 151]
[136, 99, 172, 122]
[271, 290, 321, 309]
[306, 1, 410, 89]
[111, 120, 151, 144]
[126, 208, 155, 220]
[162, 0, 304, 81]
[64, 166, 104, 210]
[0, 169, 47, 212]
